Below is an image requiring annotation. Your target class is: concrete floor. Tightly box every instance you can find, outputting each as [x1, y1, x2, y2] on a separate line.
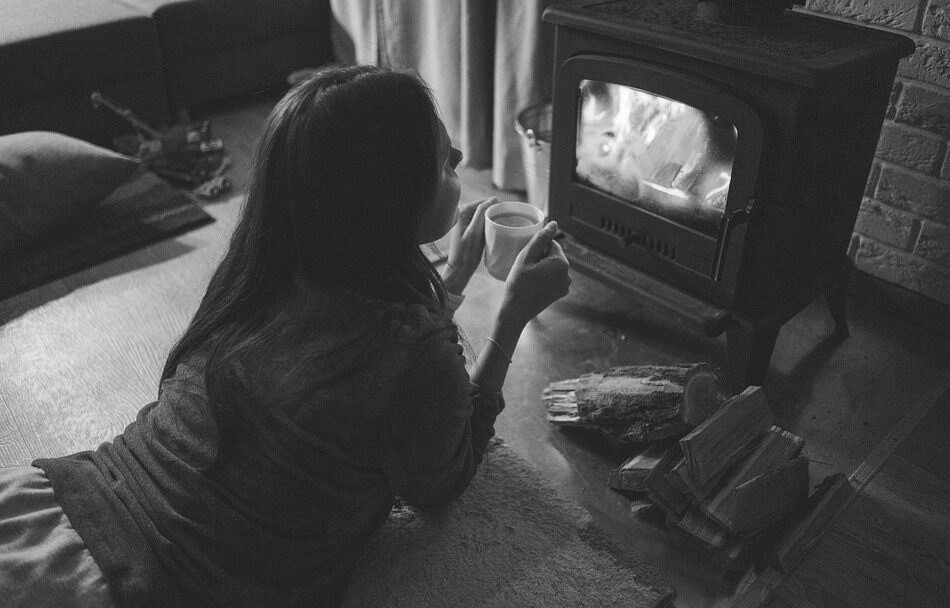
[451, 167, 950, 608]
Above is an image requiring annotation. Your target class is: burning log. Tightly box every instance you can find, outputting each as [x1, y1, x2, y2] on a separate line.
[544, 363, 726, 443]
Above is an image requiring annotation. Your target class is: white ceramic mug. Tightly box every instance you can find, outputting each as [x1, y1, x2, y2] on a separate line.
[483, 201, 545, 281]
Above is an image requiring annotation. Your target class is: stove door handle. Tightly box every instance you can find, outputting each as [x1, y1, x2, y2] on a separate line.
[711, 197, 755, 281]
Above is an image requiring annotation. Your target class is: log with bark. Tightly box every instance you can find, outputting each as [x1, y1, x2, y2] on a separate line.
[544, 363, 727, 443]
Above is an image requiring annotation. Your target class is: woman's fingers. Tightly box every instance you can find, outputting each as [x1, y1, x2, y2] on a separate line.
[465, 197, 497, 237]
[533, 241, 571, 287]
[542, 239, 569, 265]
[455, 200, 479, 228]
[458, 196, 497, 230]
[519, 221, 559, 264]
[471, 197, 499, 232]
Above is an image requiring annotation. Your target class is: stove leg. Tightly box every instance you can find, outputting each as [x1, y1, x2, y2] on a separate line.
[824, 280, 850, 339]
[726, 318, 781, 391]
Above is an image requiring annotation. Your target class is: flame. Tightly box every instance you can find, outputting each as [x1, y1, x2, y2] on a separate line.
[576, 80, 736, 221]
[704, 171, 732, 202]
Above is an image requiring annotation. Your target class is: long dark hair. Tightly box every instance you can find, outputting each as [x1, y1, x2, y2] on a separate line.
[160, 66, 450, 444]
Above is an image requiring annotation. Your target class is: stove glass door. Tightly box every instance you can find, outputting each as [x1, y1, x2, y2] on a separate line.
[575, 79, 737, 237]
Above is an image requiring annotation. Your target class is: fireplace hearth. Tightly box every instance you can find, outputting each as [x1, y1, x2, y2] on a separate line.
[542, 0, 915, 389]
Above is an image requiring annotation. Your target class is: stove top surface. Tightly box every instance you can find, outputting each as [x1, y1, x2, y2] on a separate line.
[544, 0, 915, 83]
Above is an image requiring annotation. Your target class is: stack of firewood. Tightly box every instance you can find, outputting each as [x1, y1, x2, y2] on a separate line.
[544, 364, 812, 568]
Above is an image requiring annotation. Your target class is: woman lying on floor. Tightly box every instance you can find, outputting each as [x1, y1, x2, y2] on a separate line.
[0, 64, 571, 608]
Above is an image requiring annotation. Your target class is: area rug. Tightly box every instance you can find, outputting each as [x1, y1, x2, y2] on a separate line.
[343, 438, 673, 608]
[0, 170, 213, 300]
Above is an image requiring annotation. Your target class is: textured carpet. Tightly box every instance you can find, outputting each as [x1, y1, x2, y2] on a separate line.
[344, 439, 671, 608]
[0, 170, 213, 301]
[0, 191, 671, 607]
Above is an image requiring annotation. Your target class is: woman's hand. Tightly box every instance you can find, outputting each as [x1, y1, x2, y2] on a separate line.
[470, 221, 570, 393]
[442, 197, 499, 295]
[498, 221, 572, 329]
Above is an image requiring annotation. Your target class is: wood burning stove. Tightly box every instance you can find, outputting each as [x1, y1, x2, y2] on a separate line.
[542, 0, 915, 389]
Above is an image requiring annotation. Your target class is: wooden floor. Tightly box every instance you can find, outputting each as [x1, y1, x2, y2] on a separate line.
[137, 94, 950, 607]
[733, 389, 950, 607]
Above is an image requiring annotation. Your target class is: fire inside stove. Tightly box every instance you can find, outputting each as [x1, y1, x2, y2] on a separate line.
[575, 79, 738, 236]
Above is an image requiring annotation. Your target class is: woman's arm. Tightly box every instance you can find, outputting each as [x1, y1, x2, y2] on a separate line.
[469, 221, 571, 393]
[382, 326, 501, 509]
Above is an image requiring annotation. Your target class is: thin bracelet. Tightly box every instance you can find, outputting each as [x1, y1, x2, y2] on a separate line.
[486, 337, 513, 364]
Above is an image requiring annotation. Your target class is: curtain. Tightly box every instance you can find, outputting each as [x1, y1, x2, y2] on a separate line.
[328, 0, 555, 191]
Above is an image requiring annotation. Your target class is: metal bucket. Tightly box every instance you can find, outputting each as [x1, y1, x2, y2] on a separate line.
[515, 102, 552, 217]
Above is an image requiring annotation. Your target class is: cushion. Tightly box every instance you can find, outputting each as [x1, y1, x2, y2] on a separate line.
[0, 132, 141, 253]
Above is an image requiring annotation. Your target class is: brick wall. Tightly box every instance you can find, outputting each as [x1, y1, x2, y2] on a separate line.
[805, 0, 950, 307]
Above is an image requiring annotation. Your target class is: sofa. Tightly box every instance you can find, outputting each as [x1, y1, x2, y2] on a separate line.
[0, 0, 333, 147]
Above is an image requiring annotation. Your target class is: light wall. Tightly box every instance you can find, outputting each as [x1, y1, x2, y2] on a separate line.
[806, 0, 950, 306]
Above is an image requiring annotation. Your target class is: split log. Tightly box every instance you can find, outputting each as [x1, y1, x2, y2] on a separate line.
[669, 457, 729, 503]
[670, 507, 731, 549]
[678, 386, 774, 486]
[700, 426, 805, 527]
[608, 439, 675, 492]
[544, 363, 727, 443]
[643, 442, 691, 517]
[729, 455, 810, 533]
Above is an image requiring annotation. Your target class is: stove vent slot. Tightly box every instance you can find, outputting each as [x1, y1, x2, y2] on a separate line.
[645, 235, 677, 260]
[600, 216, 677, 260]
